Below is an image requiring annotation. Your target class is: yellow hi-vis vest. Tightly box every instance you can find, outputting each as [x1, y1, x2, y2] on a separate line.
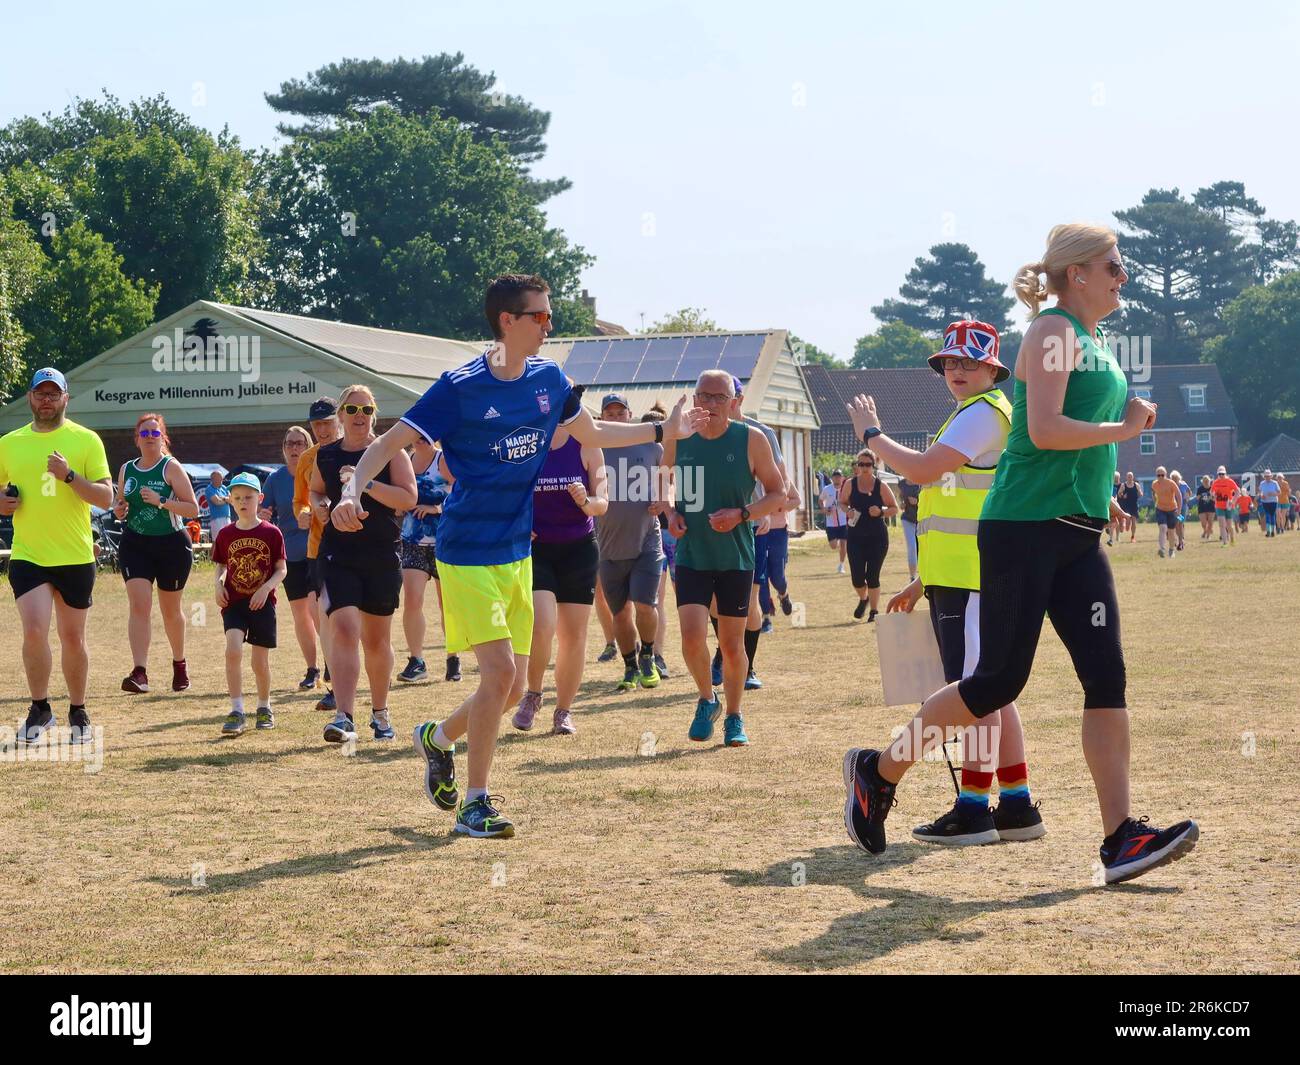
[916, 388, 1012, 591]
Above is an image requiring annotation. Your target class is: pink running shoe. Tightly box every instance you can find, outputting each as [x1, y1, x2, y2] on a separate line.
[552, 708, 576, 735]
[512, 690, 542, 731]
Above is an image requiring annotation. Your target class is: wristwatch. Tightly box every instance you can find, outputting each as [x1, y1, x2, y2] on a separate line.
[740, 505, 751, 522]
[862, 426, 883, 444]
[653, 421, 664, 444]
[63, 469, 75, 484]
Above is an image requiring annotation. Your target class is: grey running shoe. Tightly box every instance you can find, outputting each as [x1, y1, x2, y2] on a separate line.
[512, 690, 542, 731]
[255, 707, 275, 730]
[552, 708, 576, 735]
[221, 710, 247, 737]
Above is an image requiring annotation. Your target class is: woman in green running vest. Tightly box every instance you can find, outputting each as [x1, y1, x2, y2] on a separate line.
[842, 223, 1198, 885]
[113, 413, 200, 694]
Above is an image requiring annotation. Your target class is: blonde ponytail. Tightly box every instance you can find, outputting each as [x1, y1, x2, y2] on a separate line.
[1017, 223, 1118, 317]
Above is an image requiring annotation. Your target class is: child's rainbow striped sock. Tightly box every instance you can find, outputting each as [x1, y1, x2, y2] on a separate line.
[957, 769, 993, 812]
[997, 762, 1031, 808]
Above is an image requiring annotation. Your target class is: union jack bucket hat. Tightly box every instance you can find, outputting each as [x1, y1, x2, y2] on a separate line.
[928, 320, 1010, 383]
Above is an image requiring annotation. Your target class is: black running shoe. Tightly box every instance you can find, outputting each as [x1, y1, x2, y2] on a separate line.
[316, 689, 336, 712]
[68, 706, 92, 746]
[1099, 816, 1199, 884]
[867, 609, 878, 623]
[853, 600, 868, 620]
[19, 703, 56, 745]
[992, 800, 1047, 842]
[445, 655, 462, 682]
[842, 748, 897, 855]
[653, 653, 670, 679]
[414, 721, 459, 811]
[912, 802, 1001, 846]
[780, 594, 792, 616]
[597, 642, 618, 663]
[298, 666, 321, 691]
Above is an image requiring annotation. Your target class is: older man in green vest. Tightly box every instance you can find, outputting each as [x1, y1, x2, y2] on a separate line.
[841, 321, 1044, 846]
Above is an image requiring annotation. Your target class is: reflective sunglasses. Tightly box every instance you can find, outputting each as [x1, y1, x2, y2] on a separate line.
[513, 310, 552, 325]
[138, 428, 163, 438]
[1085, 259, 1127, 278]
[342, 403, 377, 416]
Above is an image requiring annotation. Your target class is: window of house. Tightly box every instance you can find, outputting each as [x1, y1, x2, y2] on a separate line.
[1196, 431, 1211, 454]
[1186, 385, 1206, 410]
[1140, 432, 1156, 455]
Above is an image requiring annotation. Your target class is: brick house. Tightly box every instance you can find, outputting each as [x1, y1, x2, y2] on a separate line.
[1114, 365, 1238, 491]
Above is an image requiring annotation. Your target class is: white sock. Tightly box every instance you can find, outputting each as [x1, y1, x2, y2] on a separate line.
[432, 722, 452, 749]
[466, 786, 488, 804]
[230, 696, 244, 713]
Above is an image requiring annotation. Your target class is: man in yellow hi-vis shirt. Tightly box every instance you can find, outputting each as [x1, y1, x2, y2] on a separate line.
[839, 322, 1045, 848]
[0, 368, 114, 744]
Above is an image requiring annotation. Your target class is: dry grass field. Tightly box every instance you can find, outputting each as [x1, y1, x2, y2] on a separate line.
[2, 524, 1297, 974]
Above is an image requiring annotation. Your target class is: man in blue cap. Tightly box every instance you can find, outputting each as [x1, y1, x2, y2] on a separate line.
[0, 368, 114, 744]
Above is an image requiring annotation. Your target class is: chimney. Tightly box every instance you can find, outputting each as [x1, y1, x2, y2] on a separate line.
[581, 289, 597, 315]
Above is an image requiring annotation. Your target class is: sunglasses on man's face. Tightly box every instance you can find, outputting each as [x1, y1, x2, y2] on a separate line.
[138, 429, 163, 438]
[856, 461, 874, 468]
[342, 403, 377, 416]
[513, 310, 552, 325]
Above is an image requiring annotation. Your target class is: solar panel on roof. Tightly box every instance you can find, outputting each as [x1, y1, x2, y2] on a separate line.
[634, 336, 688, 383]
[675, 335, 728, 381]
[717, 334, 766, 380]
[561, 339, 610, 384]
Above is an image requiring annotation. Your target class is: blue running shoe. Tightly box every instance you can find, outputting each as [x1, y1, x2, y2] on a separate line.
[723, 713, 749, 747]
[688, 691, 722, 742]
[744, 669, 763, 690]
[760, 616, 773, 634]
[1099, 816, 1198, 884]
[414, 721, 458, 811]
[370, 709, 395, 740]
[455, 795, 515, 838]
[323, 713, 355, 744]
[710, 650, 722, 687]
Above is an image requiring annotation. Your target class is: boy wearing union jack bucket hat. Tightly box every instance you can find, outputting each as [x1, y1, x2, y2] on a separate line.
[839, 319, 1044, 848]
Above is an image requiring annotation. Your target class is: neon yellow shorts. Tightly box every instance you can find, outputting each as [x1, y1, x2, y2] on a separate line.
[438, 557, 534, 656]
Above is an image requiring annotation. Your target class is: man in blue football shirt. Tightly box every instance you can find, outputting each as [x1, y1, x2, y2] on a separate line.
[333, 274, 705, 838]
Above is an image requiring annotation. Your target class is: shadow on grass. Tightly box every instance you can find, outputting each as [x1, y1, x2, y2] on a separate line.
[144, 825, 456, 896]
[717, 844, 1180, 970]
[136, 741, 409, 771]
[515, 744, 719, 775]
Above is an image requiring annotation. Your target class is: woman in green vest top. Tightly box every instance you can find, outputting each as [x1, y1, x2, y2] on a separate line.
[851, 319, 1044, 847]
[113, 413, 200, 695]
[842, 223, 1198, 885]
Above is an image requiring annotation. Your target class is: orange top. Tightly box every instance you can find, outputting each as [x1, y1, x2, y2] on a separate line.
[1237, 494, 1252, 513]
[1211, 477, 1238, 508]
[1151, 476, 1181, 511]
[1280, 481, 1292, 504]
[293, 442, 325, 559]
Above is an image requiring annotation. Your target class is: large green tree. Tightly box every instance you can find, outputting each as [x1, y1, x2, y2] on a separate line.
[0, 93, 266, 318]
[266, 55, 569, 202]
[21, 219, 158, 374]
[1203, 271, 1300, 450]
[0, 190, 47, 399]
[872, 243, 1014, 335]
[851, 321, 935, 369]
[1113, 187, 1250, 362]
[252, 108, 592, 339]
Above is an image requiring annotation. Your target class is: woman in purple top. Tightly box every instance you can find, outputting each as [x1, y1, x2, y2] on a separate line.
[512, 424, 608, 735]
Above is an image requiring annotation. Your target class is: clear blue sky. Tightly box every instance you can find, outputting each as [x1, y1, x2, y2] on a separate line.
[4, 0, 1298, 357]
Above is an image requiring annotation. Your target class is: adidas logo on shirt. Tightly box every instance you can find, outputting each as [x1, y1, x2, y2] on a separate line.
[484, 406, 501, 419]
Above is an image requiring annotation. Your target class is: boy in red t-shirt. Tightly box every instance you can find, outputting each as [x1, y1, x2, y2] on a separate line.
[213, 473, 286, 736]
[1236, 491, 1253, 533]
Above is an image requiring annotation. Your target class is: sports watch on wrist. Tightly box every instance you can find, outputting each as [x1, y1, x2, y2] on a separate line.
[862, 426, 882, 444]
[64, 469, 75, 484]
[740, 505, 751, 522]
[653, 421, 664, 444]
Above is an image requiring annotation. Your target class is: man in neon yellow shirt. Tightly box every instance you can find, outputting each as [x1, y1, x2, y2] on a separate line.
[0, 368, 113, 744]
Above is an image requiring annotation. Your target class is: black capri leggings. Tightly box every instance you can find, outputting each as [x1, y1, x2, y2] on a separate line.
[846, 532, 888, 590]
[957, 518, 1126, 717]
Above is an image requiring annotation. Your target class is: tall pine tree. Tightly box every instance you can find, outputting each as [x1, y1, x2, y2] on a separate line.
[871, 243, 1013, 335]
